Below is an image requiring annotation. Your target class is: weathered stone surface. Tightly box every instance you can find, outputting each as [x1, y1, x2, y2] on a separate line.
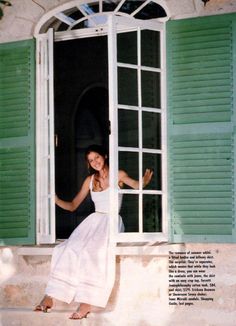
[1, 244, 236, 325]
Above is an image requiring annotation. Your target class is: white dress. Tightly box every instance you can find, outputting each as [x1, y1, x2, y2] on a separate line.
[45, 175, 123, 308]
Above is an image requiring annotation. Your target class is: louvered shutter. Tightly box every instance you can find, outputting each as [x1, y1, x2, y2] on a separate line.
[0, 39, 35, 245]
[167, 13, 236, 243]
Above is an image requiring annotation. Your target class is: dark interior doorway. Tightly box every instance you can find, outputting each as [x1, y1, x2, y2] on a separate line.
[54, 35, 108, 239]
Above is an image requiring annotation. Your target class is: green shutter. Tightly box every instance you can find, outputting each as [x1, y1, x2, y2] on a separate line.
[0, 39, 35, 245]
[167, 13, 236, 243]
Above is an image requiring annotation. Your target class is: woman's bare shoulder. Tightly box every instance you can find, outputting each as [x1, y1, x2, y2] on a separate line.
[82, 175, 93, 187]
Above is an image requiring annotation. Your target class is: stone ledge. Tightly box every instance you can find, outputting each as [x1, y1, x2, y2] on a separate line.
[16, 243, 186, 256]
[0, 308, 112, 326]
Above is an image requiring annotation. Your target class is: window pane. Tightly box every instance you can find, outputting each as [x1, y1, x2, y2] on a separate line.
[117, 31, 137, 65]
[103, 1, 117, 12]
[118, 109, 138, 147]
[141, 70, 160, 108]
[118, 67, 138, 106]
[82, 3, 99, 13]
[143, 153, 161, 190]
[119, 151, 138, 189]
[119, 1, 167, 19]
[143, 195, 162, 232]
[120, 194, 139, 232]
[142, 112, 161, 149]
[141, 30, 160, 68]
[119, 1, 144, 15]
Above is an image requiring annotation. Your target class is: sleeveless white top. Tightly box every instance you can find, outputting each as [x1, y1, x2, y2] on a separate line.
[90, 174, 123, 214]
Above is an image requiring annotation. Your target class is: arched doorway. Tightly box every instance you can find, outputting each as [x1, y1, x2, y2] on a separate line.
[35, 0, 169, 243]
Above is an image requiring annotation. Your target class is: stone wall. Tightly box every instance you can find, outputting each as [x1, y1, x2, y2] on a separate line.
[0, 244, 236, 325]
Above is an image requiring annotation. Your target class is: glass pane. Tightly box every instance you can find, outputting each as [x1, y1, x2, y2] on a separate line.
[119, 151, 138, 189]
[142, 70, 160, 108]
[81, 3, 99, 13]
[143, 153, 161, 190]
[142, 112, 161, 149]
[143, 195, 162, 232]
[117, 31, 137, 65]
[120, 194, 139, 232]
[119, 0, 167, 19]
[134, 1, 167, 20]
[141, 30, 160, 68]
[118, 67, 138, 106]
[103, 2, 118, 12]
[119, 1, 144, 15]
[118, 109, 138, 147]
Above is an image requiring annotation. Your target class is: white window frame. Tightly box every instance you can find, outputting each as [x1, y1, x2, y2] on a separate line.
[35, 13, 167, 245]
[108, 15, 168, 243]
[36, 28, 56, 244]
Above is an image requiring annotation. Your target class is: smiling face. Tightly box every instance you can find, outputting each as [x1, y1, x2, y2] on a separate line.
[87, 151, 106, 171]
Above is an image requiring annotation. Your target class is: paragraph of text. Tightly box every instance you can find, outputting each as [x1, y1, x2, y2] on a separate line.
[168, 250, 216, 306]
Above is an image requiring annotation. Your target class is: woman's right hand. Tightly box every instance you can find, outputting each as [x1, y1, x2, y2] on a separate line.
[55, 194, 59, 204]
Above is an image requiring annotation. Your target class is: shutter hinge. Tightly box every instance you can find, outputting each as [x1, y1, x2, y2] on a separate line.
[37, 218, 41, 234]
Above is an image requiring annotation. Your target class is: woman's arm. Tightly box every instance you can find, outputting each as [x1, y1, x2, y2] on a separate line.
[55, 176, 91, 212]
[118, 169, 153, 190]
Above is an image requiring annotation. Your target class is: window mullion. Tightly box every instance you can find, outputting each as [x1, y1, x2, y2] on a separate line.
[108, 14, 119, 242]
[137, 27, 143, 233]
[160, 26, 167, 237]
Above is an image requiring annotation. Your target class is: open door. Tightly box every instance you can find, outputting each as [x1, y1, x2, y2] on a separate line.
[36, 28, 56, 244]
[108, 15, 167, 242]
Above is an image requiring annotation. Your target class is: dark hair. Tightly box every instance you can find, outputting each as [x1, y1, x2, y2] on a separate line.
[85, 144, 109, 175]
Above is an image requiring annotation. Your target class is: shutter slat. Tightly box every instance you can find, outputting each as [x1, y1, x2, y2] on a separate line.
[0, 229, 28, 238]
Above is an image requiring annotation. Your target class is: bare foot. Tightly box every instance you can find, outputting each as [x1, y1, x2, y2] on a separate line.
[69, 303, 91, 320]
[34, 295, 53, 313]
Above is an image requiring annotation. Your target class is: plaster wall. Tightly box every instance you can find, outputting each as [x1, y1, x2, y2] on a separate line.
[0, 244, 236, 325]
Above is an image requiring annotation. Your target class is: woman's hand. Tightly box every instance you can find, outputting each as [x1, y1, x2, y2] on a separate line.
[55, 194, 59, 204]
[142, 169, 153, 188]
[119, 169, 153, 189]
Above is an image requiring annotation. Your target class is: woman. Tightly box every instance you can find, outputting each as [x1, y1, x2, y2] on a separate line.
[35, 144, 153, 320]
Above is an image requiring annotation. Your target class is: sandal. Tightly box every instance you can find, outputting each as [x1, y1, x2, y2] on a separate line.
[69, 303, 90, 320]
[34, 295, 53, 313]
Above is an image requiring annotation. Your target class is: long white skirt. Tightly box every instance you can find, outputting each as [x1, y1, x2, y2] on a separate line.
[45, 212, 116, 307]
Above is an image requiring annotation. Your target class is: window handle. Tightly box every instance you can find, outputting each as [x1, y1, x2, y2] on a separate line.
[55, 134, 58, 147]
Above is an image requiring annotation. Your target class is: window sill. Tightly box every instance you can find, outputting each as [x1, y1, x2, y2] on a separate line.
[17, 242, 185, 256]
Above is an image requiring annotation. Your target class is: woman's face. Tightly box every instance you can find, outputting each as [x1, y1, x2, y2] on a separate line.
[87, 151, 106, 171]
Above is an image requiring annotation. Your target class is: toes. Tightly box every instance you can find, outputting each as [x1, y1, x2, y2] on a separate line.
[34, 305, 43, 312]
[69, 312, 81, 319]
[69, 311, 89, 320]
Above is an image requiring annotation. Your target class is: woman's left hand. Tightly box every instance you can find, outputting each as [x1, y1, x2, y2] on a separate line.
[142, 169, 153, 188]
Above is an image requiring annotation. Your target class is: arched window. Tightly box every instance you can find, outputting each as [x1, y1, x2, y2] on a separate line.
[35, 0, 170, 34]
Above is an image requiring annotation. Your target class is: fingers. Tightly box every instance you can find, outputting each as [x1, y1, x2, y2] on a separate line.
[143, 168, 154, 187]
[144, 168, 153, 179]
